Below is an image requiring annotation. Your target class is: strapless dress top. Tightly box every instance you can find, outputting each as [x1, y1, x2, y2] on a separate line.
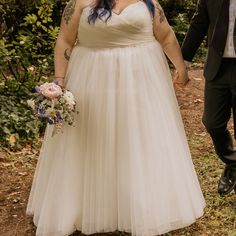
[77, 1, 156, 48]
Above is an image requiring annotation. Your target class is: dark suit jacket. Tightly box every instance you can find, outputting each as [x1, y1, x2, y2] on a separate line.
[182, 0, 227, 81]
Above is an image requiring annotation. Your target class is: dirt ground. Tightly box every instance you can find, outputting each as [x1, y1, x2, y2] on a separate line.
[0, 69, 236, 236]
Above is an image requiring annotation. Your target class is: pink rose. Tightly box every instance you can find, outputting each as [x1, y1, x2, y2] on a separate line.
[39, 82, 63, 99]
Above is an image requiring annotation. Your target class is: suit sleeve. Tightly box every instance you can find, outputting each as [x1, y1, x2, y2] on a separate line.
[181, 0, 209, 61]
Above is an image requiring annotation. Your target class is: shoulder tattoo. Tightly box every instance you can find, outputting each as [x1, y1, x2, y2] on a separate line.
[154, 1, 165, 23]
[63, 0, 77, 24]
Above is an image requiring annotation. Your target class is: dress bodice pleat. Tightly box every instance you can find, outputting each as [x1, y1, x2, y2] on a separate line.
[78, 1, 156, 48]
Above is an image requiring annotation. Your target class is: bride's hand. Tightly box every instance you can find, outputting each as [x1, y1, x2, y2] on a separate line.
[173, 69, 189, 87]
[54, 77, 65, 88]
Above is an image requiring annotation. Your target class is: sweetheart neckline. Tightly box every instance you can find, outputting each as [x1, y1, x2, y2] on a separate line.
[82, 1, 144, 16]
[112, 1, 142, 16]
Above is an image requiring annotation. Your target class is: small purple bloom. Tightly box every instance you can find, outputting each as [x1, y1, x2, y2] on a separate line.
[56, 113, 63, 121]
[35, 86, 41, 93]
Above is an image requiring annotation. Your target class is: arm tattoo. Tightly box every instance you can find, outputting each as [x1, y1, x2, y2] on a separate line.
[64, 48, 72, 61]
[154, 1, 166, 23]
[63, 0, 77, 24]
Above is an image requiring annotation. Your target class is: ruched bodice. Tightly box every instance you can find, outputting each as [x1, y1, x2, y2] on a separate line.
[78, 1, 156, 48]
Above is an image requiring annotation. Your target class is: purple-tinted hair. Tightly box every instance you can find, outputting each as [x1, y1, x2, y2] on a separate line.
[88, 0, 155, 23]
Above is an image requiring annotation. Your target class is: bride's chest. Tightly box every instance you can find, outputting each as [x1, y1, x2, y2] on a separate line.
[79, 2, 153, 32]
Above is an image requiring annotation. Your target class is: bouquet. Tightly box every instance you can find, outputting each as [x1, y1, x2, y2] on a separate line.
[27, 82, 77, 136]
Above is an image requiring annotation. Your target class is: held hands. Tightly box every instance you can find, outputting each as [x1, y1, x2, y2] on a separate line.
[173, 69, 190, 87]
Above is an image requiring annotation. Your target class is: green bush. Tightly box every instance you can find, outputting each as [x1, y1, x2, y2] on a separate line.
[0, 0, 66, 148]
[161, 0, 207, 61]
[0, 95, 42, 149]
[0, 55, 49, 148]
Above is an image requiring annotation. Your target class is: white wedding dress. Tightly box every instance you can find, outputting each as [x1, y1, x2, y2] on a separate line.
[27, 2, 205, 236]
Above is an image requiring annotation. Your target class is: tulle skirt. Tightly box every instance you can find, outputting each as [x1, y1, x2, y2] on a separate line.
[27, 41, 205, 236]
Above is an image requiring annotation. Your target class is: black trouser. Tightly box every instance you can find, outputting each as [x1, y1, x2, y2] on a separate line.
[202, 58, 236, 164]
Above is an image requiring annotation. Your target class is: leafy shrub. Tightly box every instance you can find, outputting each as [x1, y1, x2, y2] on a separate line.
[0, 62, 50, 148]
[0, 95, 42, 149]
[0, 0, 66, 148]
[160, 0, 207, 61]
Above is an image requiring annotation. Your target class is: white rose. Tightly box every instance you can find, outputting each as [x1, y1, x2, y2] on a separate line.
[63, 91, 76, 106]
[46, 107, 56, 117]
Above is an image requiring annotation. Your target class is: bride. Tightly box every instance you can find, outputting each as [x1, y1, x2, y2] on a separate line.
[27, 0, 205, 235]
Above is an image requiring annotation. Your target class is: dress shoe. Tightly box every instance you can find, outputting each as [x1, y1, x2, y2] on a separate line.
[218, 164, 236, 196]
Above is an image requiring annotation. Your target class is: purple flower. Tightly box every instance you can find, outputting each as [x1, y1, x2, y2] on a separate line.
[56, 113, 63, 122]
[35, 86, 41, 93]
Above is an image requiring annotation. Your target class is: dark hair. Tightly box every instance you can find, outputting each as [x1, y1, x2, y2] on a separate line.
[88, 0, 155, 23]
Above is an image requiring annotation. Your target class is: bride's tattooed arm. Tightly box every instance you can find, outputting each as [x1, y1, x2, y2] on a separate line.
[64, 48, 72, 61]
[152, 0, 188, 87]
[63, 0, 77, 24]
[54, 0, 82, 83]
[154, 0, 166, 23]
[61, 0, 78, 60]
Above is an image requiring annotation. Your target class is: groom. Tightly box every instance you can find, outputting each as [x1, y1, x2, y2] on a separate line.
[181, 0, 236, 196]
